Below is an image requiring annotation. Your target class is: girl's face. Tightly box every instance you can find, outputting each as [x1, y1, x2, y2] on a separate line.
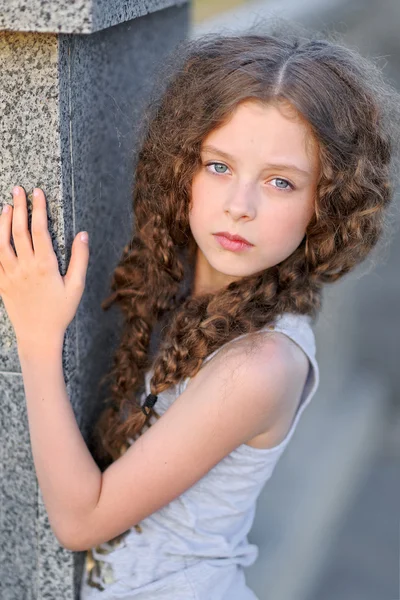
[188, 99, 320, 296]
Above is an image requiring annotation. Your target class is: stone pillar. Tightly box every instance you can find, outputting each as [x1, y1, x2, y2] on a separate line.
[0, 2, 189, 599]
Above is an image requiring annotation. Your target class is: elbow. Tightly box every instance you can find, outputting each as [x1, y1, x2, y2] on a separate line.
[56, 533, 91, 552]
[56, 536, 77, 552]
[58, 534, 89, 552]
[52, 520, 92, 552]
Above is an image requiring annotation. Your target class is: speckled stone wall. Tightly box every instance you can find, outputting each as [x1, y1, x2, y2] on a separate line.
[0, 3, 189, 599]
[0, 0, 188, 34]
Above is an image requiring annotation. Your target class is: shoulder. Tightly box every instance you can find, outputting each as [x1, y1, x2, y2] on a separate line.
[194, 328, 309, 387]
[187, 329, 310, 438]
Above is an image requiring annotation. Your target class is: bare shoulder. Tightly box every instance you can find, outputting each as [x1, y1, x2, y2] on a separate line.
[189, 329, 310, 449]
[191, 328, 309, 389]
[247, 330, 310, 448]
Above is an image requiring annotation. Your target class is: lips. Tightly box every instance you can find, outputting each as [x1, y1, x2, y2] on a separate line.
[214, 231, 253, 245]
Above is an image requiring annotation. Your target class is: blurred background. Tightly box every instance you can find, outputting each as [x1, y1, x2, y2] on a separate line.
[190, 1, 400, 599]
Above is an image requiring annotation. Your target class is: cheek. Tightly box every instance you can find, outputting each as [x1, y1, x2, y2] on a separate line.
[189, 176, 214, 229]
[261, 202, 313, 245]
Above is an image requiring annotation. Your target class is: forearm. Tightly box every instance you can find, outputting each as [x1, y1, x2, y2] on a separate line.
[17, 339, 102, 545]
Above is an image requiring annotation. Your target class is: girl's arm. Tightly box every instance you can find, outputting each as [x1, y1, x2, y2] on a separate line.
[0, 184, 98, 547]
[17, 341, 102, 548]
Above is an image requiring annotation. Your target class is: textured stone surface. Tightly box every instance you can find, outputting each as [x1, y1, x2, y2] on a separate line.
[0, 3, 189, 599]
[0, 0, 189, 34]
[0, 373, 37, 600]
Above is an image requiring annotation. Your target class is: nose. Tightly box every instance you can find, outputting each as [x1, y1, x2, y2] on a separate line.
[223, 182, 257, 220]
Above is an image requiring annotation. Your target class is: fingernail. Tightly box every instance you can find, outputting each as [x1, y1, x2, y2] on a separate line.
[33, 188, 40, 197]
[80, 232, 89, 243]
[12, 186, 20, 195]
[3, 204, 10, 214]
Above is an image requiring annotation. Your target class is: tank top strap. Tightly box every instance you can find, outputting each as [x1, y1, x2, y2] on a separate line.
[271, 312, 319, 415]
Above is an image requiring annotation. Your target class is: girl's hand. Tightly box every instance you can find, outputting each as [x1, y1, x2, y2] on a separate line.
[0, 186, 89, 350]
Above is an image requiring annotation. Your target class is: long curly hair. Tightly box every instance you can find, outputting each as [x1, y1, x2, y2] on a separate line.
[90, 20, 400, 468]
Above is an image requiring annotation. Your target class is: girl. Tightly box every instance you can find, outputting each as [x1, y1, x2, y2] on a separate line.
[2, 19, 400, 600]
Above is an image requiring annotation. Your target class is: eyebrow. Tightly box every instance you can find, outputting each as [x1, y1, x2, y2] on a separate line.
[201, 144, 312, 178]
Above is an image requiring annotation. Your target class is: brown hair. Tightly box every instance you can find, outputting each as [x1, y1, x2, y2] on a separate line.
[90, 19, 400, 467]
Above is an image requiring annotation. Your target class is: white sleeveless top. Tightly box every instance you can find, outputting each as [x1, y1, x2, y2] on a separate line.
[80, 312, 319, 600]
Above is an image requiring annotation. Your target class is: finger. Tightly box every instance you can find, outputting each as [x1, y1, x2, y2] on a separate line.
[63, 231, 89, 292]
[11, 186, 34, 259]
[0, 202, 18, 272]
[31, 188, 56, 260]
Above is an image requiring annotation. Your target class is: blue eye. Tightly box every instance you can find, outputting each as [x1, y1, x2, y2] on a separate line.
[205, 162, 229, 175]
[270, 178, 294, 191]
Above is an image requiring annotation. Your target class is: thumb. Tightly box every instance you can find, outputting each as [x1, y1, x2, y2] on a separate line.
[64, 232, 89, 291]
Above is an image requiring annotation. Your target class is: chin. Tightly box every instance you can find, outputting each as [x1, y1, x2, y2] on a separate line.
[210, 262, 260, 279]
